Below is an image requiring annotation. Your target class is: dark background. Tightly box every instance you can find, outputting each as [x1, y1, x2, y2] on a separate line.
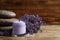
[0, 0, 60, 25]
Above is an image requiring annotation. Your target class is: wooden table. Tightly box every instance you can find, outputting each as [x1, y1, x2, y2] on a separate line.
[0, 25, 60, 40]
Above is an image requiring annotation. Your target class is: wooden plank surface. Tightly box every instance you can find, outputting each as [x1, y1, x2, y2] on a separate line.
[0, 25, 60, 40]
[0, 0, 60, 24]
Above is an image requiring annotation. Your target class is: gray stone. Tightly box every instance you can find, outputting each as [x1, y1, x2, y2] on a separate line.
[0, 10, 16, 18]
[0, 26, 12, 30]
[0, 18, 18, 26]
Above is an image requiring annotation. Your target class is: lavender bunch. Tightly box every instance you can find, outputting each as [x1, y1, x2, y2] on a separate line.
[19, 14, 45, 34]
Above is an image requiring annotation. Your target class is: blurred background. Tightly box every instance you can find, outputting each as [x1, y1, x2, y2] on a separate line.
[0, 0, 60, 25]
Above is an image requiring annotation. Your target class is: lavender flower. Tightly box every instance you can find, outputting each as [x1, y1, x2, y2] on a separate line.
[19, 14, 45, 34]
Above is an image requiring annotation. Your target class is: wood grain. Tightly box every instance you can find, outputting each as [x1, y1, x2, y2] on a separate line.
[0, 0, 60, 24]
[0, 25, 60, 40]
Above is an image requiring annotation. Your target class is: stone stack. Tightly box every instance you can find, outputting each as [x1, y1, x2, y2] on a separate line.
[0, 10, 18, 36]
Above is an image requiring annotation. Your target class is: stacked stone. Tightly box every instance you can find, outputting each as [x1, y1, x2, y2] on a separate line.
[0, 10, 18, 36]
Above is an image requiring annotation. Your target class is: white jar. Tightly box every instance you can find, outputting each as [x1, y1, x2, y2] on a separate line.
[12, 20, 26, 36]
